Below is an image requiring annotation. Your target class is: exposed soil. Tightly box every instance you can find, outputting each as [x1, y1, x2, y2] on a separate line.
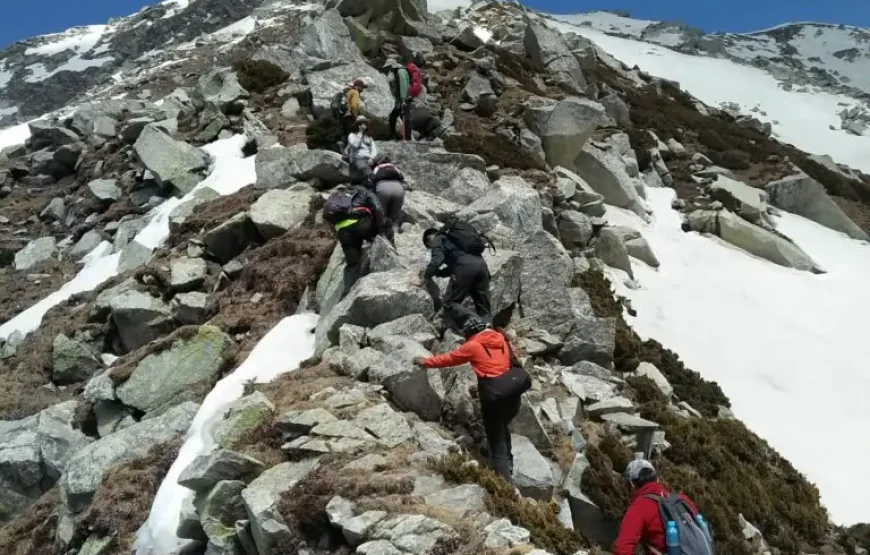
[169, 185, 265, 248]
[0, 259, 78, 324]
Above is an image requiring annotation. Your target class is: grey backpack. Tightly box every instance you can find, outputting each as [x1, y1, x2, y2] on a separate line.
[644, 493, 715, 555]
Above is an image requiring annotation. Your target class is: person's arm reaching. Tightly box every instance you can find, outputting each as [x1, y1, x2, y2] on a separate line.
[612, 503, 644, 555]
[423, 341, 475, 368]
[423, 240, 446, 280]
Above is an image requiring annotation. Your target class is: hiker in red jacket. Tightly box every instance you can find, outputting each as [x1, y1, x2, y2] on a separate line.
[613, 459, 702, 555]
[414, 314, 531, 482]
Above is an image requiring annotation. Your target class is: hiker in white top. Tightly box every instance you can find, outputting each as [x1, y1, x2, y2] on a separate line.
[346, 116, 378, 185]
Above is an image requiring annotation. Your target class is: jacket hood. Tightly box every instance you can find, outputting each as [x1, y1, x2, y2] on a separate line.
[631, 481, 667, 501]
[470, 329, 507, 349]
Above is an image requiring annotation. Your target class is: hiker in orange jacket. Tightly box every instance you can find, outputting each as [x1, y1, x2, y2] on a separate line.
[414, 315, 531, 481]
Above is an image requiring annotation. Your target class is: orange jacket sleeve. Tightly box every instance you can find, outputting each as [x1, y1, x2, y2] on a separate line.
[346, 89, 361, 117]
[612, 501, 645, 555]
[424, 341, 475, 369]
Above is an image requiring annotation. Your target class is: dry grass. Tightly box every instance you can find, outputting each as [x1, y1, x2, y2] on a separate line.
[73, 440, 182, 554]
[433, 453, 587, 555]
[0, 259, 78, 324]
[0, 488, 60, 555]
[168, 185, 264, 248]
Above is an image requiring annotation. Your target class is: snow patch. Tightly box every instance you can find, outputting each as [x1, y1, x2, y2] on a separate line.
[0, 134, 256, 340]
[604, 188, 870, 525]
[554, 11, 655, 37]
[210, 16, 256, 40]
[133, 312, 319, 555]
[24, 25, 107, 56]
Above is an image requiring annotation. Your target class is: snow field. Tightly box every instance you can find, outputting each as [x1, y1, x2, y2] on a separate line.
[604, 187, 870, 525]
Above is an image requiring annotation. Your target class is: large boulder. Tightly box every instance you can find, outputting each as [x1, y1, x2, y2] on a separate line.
[378, 143, 488, 204]
[28, 120, 80, 150]
[200, 480, 248, 552]
[563, 453, 619, 546]
[52, 334, 102, 385]
[108, 290, 174, 353]
[555, 166, 606, 216]
[328, 0, 429, 36]
[70, 231, 105, 261]
[708, 175, 771, 226]
[170, 256, 207, 293]
[523, 96, 606, 170]
[213, 392, 275, 449]
[169, 188, 220, 233]
[194, 69, 249, 112]
[511, 434, 556, 500]
[315, 271, 435, 355]
[0, 402, 92, 521]
[517, 230, 575, 338]
[594, 228, 633, 278]
[202, 212, 257, 264]
[307, 63, 393, 120]
[178, 449, 265, 493]
[60, 402, 199, 513]
[116, 326, 232, 415]
[484, 249, 524, 320]
[766, 173, 868, 241]
[250, 185, 315, 240]
[686, 209, 824, 273]
[558, 210, 594, 248]
[293, 9, 365, 70]
[87, 178, 122, 204]
[524, 22, 587, 94]
[242, 459, 322, 555]
[457, 176, 542, 241]
[573, 139, 647, 219]
[368, 343, 444, 422]
[133, 124, 210, 196]
[14, 237, 57, 270]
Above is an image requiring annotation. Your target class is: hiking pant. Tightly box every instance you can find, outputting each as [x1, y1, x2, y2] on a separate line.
[480, 394, 522, 481]
[389, 100, 411, 140]
[444, 254, 492, 323]
[375, 180, 404, 230]
[337, 216, 373, 299]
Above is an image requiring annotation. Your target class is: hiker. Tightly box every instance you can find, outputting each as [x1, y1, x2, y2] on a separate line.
[384, 58, 423, 140]
[613, 459, 715, 555]
[346, 116, 378, 186]
[410, 219, 493, 325]
[370, 154, 405, 233]
[331, 78, 368, 148]
[322, 185, 394, 298]
[413, 315, 530, 482]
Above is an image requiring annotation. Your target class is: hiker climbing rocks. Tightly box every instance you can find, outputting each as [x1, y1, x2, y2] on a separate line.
[613, 459, 714, 555]
[369, 154, 406, 234]
[346, 116, 378, 186]
[410, 218, 493, 327]
[384, 58, 422, 140]
[331, 77, 368, 148]
[322, 185, 393, 298]
[414, 315, 530, 482]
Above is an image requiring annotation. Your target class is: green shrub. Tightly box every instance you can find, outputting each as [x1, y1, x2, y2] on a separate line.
[305, 117, 344, 151]
[232, 59, 289, 94]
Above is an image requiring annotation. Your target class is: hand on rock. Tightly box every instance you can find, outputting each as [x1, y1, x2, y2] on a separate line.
[413, 357, 427, 367]
[409, 276, 423, 287]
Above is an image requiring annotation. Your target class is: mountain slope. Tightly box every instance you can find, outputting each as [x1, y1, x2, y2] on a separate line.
[0, 1, 868, 555]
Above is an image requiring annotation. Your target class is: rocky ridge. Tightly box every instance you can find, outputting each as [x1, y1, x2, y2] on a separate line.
[0, 2, 868, 555]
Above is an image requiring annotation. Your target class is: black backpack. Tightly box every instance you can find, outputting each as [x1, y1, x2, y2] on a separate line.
[643, 492, 715, 555]
[323, 189, 363, 225]
[372, 163, 404, 184]
[331, 89, 349, 119]
[440, 218, 494, 256]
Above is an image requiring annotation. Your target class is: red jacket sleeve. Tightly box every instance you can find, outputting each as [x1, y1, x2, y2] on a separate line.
[612, 501, 645, 555]
[424, 342, 475, 369]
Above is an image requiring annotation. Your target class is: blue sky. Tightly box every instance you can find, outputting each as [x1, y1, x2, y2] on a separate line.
[1, 0, 869, 49]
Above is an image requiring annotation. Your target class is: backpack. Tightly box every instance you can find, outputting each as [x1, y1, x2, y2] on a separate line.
[406, 62, 422, 98]
[373, 163, 403, 184]
[396, 68, 411, 101]
[643, 493, 715, 555]
[331, 88, 349, 119]
[323, 189, 366, 225]
[440, 218, 494, 256]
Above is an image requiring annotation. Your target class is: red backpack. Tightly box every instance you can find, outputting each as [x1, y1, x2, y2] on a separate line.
[406, 62, 422, 98]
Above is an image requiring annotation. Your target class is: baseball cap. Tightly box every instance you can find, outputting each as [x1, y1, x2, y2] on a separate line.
[624, 459, 657, 482]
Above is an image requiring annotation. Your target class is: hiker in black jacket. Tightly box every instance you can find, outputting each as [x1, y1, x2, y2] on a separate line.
[410, 225, 492, 325]
[326, 186, 394, 298]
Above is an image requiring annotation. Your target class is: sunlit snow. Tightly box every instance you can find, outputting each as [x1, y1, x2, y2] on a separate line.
[24, 25, 107, 56]
[0, 134, 256, 340]
[134, 312, 319, 555]
[604, 188, 870, 525]
[551, 19, 870, 174]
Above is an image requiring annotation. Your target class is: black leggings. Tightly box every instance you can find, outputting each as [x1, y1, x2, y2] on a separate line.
[480, 394, 522, 481]
[337, 217, 373, 298]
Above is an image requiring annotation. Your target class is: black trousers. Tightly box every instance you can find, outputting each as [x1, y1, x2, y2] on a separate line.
[480, 394, 522, 481]
[444, 255, 492, 323]
[337, 217, 373, 299]
[389, 100, 411, 140]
